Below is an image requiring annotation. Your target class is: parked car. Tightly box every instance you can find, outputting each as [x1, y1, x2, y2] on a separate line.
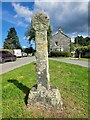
[22, 52, 27, 57]
[0, 50, 16, 63]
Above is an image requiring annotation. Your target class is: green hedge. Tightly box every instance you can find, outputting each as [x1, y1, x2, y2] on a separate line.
[49, 51, 71, 57]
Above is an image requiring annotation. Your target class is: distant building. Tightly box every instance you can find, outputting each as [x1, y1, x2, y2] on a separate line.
[50, 27, 71, 51]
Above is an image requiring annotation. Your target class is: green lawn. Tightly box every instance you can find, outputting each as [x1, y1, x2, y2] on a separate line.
[1, 60, 88, 118]
[78, 58, 90, 61]
[67, 57, 90, 61]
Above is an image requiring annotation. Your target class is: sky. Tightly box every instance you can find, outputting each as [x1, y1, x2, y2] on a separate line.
[0, 0, 89, 48]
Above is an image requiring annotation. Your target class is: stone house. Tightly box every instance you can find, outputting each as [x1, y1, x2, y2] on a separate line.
[50, 28, 71, 51]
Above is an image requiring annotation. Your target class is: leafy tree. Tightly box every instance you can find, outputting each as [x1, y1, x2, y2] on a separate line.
[85, 37, 90, 46]
[3, 27, 21, 49]
[47, 25, 52, 52]
[24, 47, 35, 56]
[25, 27, 35, 42]
[70, 42, 75, 52]
[74, 36, 90, 46]
[25, 25, 52, 52]
[75, 45, 90, 58]
[3, 38, 13, 49]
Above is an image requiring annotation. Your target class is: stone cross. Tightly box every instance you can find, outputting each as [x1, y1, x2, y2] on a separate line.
[28, 13, 62, 109]
[32, 13, 50, 90]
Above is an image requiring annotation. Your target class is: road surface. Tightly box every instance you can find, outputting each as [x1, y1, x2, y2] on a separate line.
[49, 58, 89, 68]
[0, 57, 35, 75]
[0, 57, 89, 75]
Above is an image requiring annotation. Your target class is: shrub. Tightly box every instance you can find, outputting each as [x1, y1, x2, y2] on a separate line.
[75, 46, 90, 58]
[49, 51, 71, 57]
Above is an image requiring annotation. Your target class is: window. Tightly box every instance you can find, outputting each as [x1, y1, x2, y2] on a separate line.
[6, 51, 11, 54]
[2, 51, 7, 54]
[60, 46, 63, 51]
[55, 41, 58, 46]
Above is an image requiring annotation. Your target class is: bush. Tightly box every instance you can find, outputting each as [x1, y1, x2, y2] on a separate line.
[75, 46, 90, 58]
[49, 51, 71, 57]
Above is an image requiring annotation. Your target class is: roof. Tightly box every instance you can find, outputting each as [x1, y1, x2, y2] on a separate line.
[52, 31, 71, 39]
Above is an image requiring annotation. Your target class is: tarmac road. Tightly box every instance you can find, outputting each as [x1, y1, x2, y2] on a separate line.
[0, 57, 89, 75]
[0, 56, 35, 75]
[49, 58, 89, 68]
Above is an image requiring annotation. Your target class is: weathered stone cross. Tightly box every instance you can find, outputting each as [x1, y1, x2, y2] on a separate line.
[32, 13, 50, 90]
[28, 13, 62, 109]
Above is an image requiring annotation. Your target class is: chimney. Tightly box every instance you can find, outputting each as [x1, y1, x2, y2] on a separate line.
[58, 27, 63, 33]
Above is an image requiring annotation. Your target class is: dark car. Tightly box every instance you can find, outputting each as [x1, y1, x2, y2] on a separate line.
[0, 50, 16, 63]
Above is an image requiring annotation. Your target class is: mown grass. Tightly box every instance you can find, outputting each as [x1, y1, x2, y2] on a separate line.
[78, 58, 90, 61]
[67, 57, 90, 61]
[1, 60, 88, 118]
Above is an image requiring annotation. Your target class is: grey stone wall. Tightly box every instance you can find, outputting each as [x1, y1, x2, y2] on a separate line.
[50, 30, 71, 51]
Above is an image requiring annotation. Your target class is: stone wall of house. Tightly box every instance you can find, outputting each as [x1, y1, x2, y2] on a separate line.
[50, 29, 70, 51]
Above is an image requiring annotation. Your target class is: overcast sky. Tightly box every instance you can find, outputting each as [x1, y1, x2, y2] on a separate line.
[1, 0, 89, 48]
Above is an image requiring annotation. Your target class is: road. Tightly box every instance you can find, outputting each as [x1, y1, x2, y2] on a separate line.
[0, 57, 89, 75]
[0, 57, 35, 75]
[49, 58, 89, 68]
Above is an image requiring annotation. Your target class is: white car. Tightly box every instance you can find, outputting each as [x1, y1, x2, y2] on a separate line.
[22, 52, 27, 57]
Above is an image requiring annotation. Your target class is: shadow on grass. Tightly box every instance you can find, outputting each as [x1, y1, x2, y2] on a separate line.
[8, 79, 37, 105]
[8, 79, 30, 94]
[8, 79, 31, 105]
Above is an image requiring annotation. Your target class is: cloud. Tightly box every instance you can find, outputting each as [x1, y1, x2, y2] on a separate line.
[11, 1, 88, 38]
[2, 10, 27, 28]
[0, 2, 2, 20]
[22, 46, 27, 48]
[35, 0, 89, 2]
[2, 11, 18, 24]
[34, 1, 88, 35]
[2, 0, 89, 2]
[2, 0, 34, 2]
[12, 2, 33, 22]
[17, 21, 23, 26]
[23, 36, 30, 40]
[14, 14, 18, 18]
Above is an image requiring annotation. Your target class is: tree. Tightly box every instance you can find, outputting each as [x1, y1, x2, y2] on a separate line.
[3, 27, 21, 49]
[3, 38, 13, 49]
[47, 25, 52, 52]
[75, 45, 90, 58]
[85, 37, 90, 46]
[24, 47, 35, 56]
[70, 42, 75, 52]
[25, 25, 52, 52]
[74, 36, 90, 46]
[25, 27, 35, 42]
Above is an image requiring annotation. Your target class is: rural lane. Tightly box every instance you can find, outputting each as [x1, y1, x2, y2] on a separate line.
[49, 58, 89, 68]
[0, 56, 35, 75]
[0, 57, 89, 75]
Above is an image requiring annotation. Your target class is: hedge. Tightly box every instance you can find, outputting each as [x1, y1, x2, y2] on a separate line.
[49, 51, 71, 57]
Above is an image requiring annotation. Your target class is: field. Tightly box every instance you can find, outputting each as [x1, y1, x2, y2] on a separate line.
[1, 60, 88, 118]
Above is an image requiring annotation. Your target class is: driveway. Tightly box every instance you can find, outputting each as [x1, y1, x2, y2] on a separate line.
[0, 57, 89, 75]
[49, 58, 89, 68]
[0, 56, 35, 75]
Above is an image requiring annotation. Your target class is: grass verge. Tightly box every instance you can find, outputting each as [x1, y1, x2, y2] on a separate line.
[1, 60, 88, 118]
[67, 57, 90, 61]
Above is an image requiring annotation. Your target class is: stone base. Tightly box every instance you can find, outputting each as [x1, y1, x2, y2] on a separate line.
[27, 84, 63, 109]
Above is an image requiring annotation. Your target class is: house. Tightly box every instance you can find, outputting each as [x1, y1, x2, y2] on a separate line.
[50, 28, 71, 51]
